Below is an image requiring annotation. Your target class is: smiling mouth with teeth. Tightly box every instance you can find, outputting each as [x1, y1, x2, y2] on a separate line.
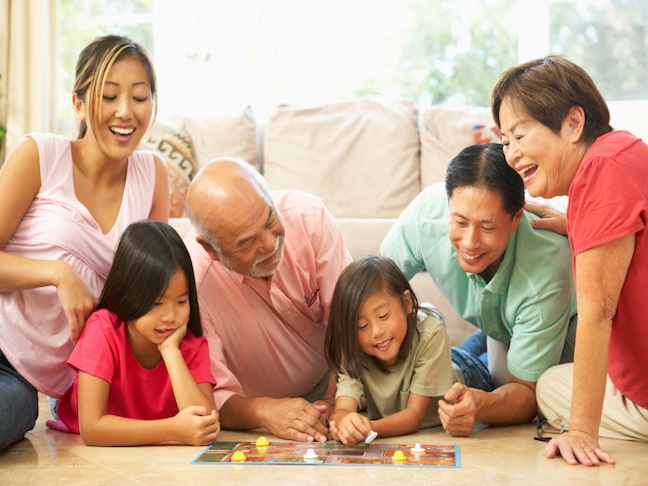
[110, 127, 135, 135]
[462, 252, 482, 261]
[520, 165, 538, 180]
[376, 339, 392, 350]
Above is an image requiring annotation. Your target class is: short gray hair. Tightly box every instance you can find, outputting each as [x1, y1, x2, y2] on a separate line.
[185, 200, 222, 253]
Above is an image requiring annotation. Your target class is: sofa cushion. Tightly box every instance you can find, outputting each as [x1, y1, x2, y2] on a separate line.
[419, 105, 496, 188]
[140, 119, 196, 217]
[182, 106, 258, 171]
[264, 98, 421, 218]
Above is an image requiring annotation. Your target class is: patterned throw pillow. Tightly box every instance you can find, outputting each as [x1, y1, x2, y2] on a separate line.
[472, 123, 501, 144]
[141, 127, 196, 218]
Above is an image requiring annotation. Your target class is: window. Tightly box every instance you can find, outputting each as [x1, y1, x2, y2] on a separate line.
[519, 0, 648, 137]
[56, 0, 648, 137]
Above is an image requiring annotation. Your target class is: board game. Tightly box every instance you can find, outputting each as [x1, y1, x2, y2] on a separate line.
[192, 437, 460, 468]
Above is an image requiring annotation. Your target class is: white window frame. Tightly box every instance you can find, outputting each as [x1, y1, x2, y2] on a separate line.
[516, 0, 648, 139]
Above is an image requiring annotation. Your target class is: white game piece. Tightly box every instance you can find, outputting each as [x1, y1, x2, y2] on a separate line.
[365, 430, 378, 444]
[303, 448, 318, 460]
[410, 443, 425, 453]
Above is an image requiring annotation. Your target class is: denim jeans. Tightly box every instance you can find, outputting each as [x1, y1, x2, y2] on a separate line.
[0, 349, 39, 450]
[451, 330, 494, 392]
[457, 329, 488, 366]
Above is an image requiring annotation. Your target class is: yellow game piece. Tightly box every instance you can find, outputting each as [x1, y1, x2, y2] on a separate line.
[255, 436, 269, 447]
[392, 450, 406, 462]
[231, 450, 247, 462]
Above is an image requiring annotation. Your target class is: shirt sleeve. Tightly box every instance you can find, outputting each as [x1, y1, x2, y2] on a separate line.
[569, 155, 646, 255]
[506, 287, 574, 382]
[67, 311, 118, 384]
[380, 187, 437, 280]
[183, 335, 217, 387]
[202, 312, 244, 409]
[410, 318, 455, 397]
[335, 372, 365, 409]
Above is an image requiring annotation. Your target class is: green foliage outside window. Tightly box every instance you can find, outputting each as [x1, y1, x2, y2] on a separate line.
[354, 0, 518, 106]
[549, 0, 648, 101]
[55, 0, 648, 133]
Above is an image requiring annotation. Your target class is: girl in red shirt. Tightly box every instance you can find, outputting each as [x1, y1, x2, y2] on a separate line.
[48, 221, 219, 446]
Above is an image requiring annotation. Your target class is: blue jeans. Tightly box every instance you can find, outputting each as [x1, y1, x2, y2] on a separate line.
[0, 349, 39, 450]
[451, 330, 493, 392]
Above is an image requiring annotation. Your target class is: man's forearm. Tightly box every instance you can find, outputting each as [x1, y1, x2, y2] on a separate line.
[473, 382, 537, 425]
[219, 394, 271, 430]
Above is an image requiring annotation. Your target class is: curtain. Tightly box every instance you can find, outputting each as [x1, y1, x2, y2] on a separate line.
[0, 0, 57, 163]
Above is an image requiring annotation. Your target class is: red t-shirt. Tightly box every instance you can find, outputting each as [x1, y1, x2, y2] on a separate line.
[56, 309, 215, 433]
[568, 130, 648, 408]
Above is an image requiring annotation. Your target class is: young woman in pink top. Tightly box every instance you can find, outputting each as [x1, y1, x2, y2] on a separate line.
[0, 35, 169, 450]
[48, 221, 219, 446]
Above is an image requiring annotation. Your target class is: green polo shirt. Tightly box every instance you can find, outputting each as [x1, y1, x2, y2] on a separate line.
[381, 183, 577, 382]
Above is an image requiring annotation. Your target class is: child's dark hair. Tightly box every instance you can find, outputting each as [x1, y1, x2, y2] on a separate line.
[99, 220, 202, 337]
[325, 255, 418, 378]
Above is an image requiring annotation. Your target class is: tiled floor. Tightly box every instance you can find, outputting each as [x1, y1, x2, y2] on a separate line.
[1, 395, 646, 485]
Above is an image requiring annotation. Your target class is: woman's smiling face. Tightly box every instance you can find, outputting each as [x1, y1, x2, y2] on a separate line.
[499, 97, 576, 199]
[77, 55, 153, 161]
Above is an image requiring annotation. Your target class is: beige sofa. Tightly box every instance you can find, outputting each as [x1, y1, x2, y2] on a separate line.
[149, 98, 500, 345]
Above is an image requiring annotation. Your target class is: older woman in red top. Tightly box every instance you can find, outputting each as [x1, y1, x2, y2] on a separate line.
[492, 55, 648, 467]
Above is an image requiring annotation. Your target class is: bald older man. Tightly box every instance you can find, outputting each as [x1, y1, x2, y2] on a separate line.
[184, 157, 352, 442]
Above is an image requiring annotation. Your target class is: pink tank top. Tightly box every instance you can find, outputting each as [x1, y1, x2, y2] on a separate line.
[0, 133, 156, 397]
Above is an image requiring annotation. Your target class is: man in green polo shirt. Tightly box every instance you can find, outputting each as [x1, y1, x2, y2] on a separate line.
[381, 143, 577, 436]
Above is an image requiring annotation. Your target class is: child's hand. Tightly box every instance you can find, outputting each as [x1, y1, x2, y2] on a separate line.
[173, 406, 220, 446]
[328, 419, 340, 442]
[158, 323, 188, 353]
[333, 412, 372, 446]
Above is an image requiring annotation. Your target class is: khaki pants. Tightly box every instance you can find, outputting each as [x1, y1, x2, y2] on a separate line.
[537, 363, 648, 441]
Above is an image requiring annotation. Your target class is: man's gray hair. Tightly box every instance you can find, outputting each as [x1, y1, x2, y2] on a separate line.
[185, 200, 222, 253]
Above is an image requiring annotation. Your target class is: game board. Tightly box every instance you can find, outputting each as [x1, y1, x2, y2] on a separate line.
[192, 438, 460, 468]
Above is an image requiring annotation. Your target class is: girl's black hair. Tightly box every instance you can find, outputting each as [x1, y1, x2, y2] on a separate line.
[325, 255, 418, 378]
[99, 220, 202, 337]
